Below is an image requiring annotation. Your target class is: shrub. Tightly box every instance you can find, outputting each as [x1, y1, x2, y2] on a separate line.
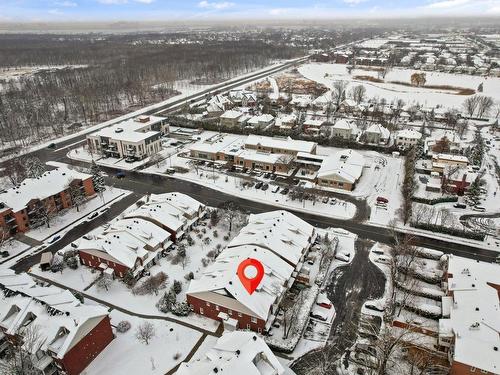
[411, 222, 485, 241]
[66, 256, 78, 270]
[186, 235, 194, 246]
[116, 320, 131, 333]
[203, 237, 211, 245]
[173, 280, 182, 294]
[184, 272, 194, 281]
[213, 230, 218, 238]
[223, 235, 229, 241]
[412, 196, 458, 205]
[173, 352, 182, 360]
[171, 302, 190, 317]
[201, 257, 210, 267]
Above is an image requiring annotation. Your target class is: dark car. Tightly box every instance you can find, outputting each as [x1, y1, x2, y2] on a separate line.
[365, 303, 385, 312]
[263, 173, 271, 179]
[47, 143, 57, 149]
[261, 183, 269, 191]
[376, 196, 389, 204]
[453, 203, 467, 209]
[280, 187, 289, 195]
[87, 212, 99, 220]
[115, 171, 126, 179]
[270, 174, 277, 180]
[255, 182, 263, 189]
[48, 235, 61, 244]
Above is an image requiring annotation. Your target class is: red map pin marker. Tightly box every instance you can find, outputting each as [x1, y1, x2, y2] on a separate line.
[237, 258, 264, 295]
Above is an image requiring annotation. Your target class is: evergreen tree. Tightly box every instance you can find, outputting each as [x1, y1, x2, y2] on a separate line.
[156, 289, 177, 313]
[171, 301, 190, 316]
[90, 161, 106, 192]
[466, 178, 482, 206]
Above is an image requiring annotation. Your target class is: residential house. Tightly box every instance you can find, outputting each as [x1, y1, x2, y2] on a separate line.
[275, 113, 297, 130]
[431, 154, 469, 175]
[246, 114, 275, 129]
[332, 119, 359, 140]
[395, 129, 422, 149]
[303, 119, 326, 136]
[220, 110, 243, 127]
[234, 151, 294, 174]
[206, 95, 233, 117]
[0, 168, 95, 239]
[316, 149, 365, 191]
[364, 124, 391, 144]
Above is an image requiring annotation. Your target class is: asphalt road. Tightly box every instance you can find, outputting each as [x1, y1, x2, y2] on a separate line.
[106, 171, 500, 262]
[11, 192, 141, 273]
[291, 239, 385, 374]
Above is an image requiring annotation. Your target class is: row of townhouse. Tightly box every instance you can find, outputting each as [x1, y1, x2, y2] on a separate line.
[77, 192, 206, 279]
[0, 168, 96, 239]
[439, 255, 500, 375]
[176, 331, 288, 375]
[0, 269, 113, 375]
[86, 115, 168, 162]
[186, 210, 317, 334]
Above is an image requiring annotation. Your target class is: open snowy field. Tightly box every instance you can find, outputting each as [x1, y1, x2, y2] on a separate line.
[299, 63, 500, 109]
[83, 310, 203, 375]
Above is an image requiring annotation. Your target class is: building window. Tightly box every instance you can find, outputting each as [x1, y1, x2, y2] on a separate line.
[215, 305, 220, 311]
[228, 309, 232, 315]
[258, 328, 262, 333]
[246, 324, 251, 330]
[238, 312, 242, 317]
[251, 317, 257, 323]
[199, 308, 204, 315]
[206, 302, 210, 307]
[470, 368, 476, 373]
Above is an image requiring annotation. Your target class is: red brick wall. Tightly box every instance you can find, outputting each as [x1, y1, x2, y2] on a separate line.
[82, 177, 96, 197]
[450, 361, 491, 375]
[187, 294, 266, 332]
[79, 250, 130, 278]
[58, 316, 114, 375]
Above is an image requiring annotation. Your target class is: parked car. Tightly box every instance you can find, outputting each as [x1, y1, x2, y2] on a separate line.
[47, 143, 57, 149]
[376, 196, 389, 204]
[115, 171, 126, 179]
[1, 251, 9, 258]
[87, 212, 99, 220]
[280, 188, 289, 195]
[165, 168, 175, 175]
[48, 235, 61, 244]
[453, 203, 466, 209]
[322, 197, 329, 203]
[255, 181, 263, 189]
[82, 235, 92, 241]
[272, 186, 280, 193]
[270, 174, 277, 180]
[496, 255, 500, 264]
[473, 206, 486, 212]
[310, 312, 328, 321]
[365, 302, 385, 312]
[263, 173, 271, 179]
[261, 183, 269, 191]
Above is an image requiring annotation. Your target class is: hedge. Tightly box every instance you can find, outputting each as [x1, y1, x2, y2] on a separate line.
[411, 222, 486, 241]
[411, 196, 458, 205]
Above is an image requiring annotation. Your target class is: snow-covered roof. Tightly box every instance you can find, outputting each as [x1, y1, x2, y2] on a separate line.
[440, 255, 500, 374]
[333, 119, 358, 133]
[190, 136, 241, 155]
[89, 115, 164, 143]
[238, 151, 293, 165]
[245, 135, 316, 154]
[365, 124, 390, 139]
[433, 153, 469, 163]
[126, 201, 186, 234]
[221, 110, 244, 120]
[0, 270, 108, 360]
[0, 167, 92, 212]
[176, 331, 285, 375]
[148, 192, 205, 219]
[396, 129, 422, 140]
[188, 244, 294, 320]
[317, 149, 365, 184]
[247, 114, 275, 125]
[228, 210, 314, 267]
[303, 119, 325, 127]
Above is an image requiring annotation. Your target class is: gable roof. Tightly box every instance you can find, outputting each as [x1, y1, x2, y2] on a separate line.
[317, 149, 365, 184]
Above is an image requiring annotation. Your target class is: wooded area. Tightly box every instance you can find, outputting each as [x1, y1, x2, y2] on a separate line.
[0, 32, 305, 149]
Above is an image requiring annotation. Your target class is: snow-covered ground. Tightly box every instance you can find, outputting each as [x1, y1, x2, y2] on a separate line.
[83, 310, 203, 375]
[0, 239, 30, 263]
[299, 63, 500, 108]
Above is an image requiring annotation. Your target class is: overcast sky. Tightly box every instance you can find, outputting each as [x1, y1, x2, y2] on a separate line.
[0, 0, 497, 22]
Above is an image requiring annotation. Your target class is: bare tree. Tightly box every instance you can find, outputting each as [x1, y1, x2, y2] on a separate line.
[67, 182, 86, 212]
[476, 95, 494, 118]
[281, 289, 307, 339]
[218, 201, 247, 233]
[332, 80, 349, 108]
[133, 272, 168, 296]
[135, 321, 156, 345]
[95, 273, 113, 291]
[0, 324, 43, 375]
[349, 84, 366, 104]
[463, 96, 480, 117]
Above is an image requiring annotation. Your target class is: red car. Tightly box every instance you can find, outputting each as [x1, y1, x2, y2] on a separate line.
[376, 196, 389, 204]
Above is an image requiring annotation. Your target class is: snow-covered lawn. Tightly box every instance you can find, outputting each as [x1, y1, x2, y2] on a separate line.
[83, 310, 203, 375]
[299, 63, 500, 108]
[27, 187, 131, 242]
[0, 239, 30, 262]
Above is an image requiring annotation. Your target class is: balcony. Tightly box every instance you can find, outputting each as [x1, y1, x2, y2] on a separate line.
[5, 216, 16, 223]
